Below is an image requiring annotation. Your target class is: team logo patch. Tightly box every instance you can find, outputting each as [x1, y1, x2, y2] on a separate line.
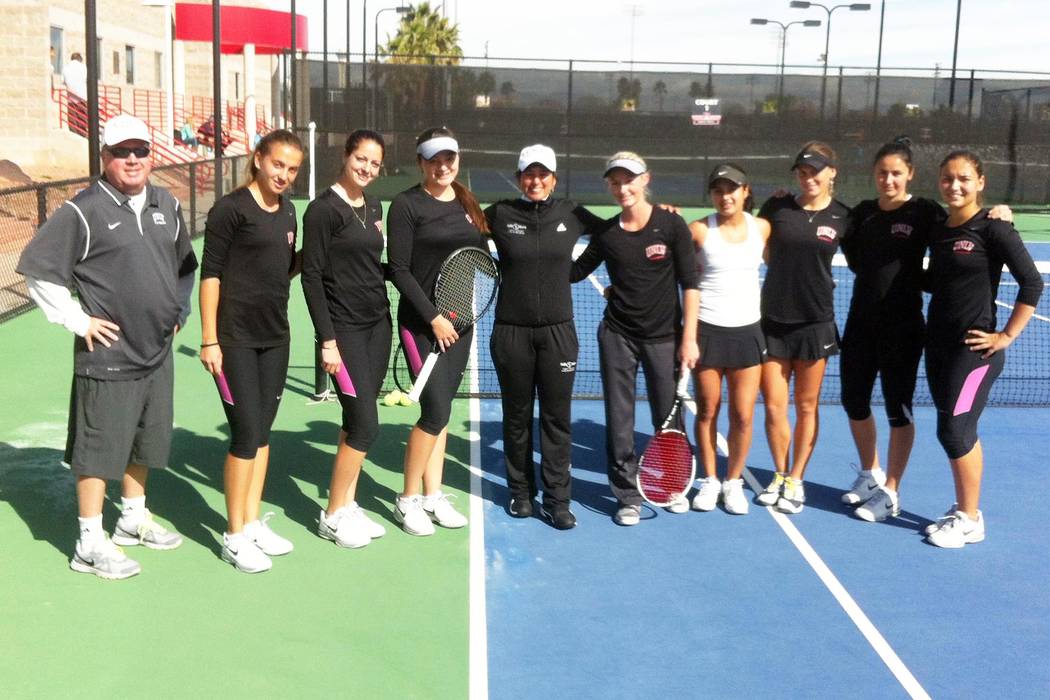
[375, 220, 383, 232]
[286, 231, 295, 246]
[465, 214, 474, 225]
[891, 223, 913, 239]
[506, 222, 527, 235]
[954, 240, 975, 254]
[152, 212, 167, 226]
[560, 361, 577, 373]
[556, 223, 567, 232]
[645, 243, 668, 261]
[816, 226, 838, 243]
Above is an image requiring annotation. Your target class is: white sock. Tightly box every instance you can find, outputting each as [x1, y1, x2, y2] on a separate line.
[120, 495, 147, 521]
[422, 492, 442, 509]
[78, 515, 104, 544]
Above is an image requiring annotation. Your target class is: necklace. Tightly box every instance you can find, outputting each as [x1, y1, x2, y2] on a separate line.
[332, 182, 368, 229]
[349, 203, 368, 230]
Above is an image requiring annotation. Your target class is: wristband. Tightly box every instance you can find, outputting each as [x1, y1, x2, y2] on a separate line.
[200, 342, 219, 348]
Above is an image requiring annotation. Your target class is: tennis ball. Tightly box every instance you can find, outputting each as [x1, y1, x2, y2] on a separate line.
[399, 392, 414, 407]
[383, 390, 401, 407]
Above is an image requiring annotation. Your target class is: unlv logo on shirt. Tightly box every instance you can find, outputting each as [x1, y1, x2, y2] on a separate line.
[645, 243, 668, 261]
[815, 226, 838, 243]
[954, 240, 975, 254]
[286, 231, 295, 246]
[891, 223, 913, 239]
[374, 220, 383, 233]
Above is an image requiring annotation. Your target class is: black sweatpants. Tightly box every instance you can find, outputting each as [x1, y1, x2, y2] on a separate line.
[597, 321, 677, 506]
[490, 321, 579, 509]
[333, 317, 392, 451]
[220, 344, 290, 459]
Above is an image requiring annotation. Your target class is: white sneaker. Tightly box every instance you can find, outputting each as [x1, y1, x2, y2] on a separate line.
[395, 495, 436, 536]
[690, 477, 721, 511]
[665, 493, 690, 514]
[221, 532, 272, 573]
[351, 506, 386, 539]
[855, 486, 900, 522]
[614, 503, 641, 526]
[924, 503, 959, 535]
[244, 512, 294, 556]
[776, 477, 806, 514]
[756, 473, 786, 506]
[926, 510, 985, 548]
[318, 506, 371, 549]
[112, 509, 183, 550]
[841, 467, 886, 505]
[424, 492, 468, 529]
[721, 478, 749, 515]
[69, 536, 141, 580]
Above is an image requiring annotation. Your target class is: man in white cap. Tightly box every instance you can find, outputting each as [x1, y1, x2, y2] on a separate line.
[17, 114, 198, 579]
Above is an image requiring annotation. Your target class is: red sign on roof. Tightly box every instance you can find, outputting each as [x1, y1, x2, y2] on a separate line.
[175, 3, 309, 54]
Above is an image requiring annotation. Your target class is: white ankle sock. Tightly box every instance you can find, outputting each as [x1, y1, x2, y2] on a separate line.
[120, 495, 146, 520]
[78, 514, 104, 544]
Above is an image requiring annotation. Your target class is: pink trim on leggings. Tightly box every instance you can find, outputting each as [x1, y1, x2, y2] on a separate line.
[400, 326, 423, 375]
[952, 364, 990, 416]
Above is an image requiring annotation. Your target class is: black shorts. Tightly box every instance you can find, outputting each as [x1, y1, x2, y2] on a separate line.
[65, 348, 174, 481]
[763, 319, 840, 361]
[699, 320, 767, 369]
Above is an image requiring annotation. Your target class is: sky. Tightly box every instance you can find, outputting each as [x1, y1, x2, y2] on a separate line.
[286, 0, 1049, 78]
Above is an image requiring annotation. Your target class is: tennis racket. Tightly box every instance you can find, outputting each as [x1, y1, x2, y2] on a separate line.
[407, 246, 500, 402]
[637, 370, 695, 507]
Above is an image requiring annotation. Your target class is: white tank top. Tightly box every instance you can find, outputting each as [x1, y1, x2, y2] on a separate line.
[697, 213, 764, 327]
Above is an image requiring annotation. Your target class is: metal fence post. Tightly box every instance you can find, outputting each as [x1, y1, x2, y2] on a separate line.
[189, 161, 197, 236]
[565, 59, 574, 200]
[36, 187, 47, 227]
[835, 66, 844, 138]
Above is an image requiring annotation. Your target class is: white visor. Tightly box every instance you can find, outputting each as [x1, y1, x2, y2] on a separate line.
[603, 158, 646, 177]
[417, 136, 459, 160]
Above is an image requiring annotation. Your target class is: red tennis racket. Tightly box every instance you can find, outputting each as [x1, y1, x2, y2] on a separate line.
[637, 370, 695, 507]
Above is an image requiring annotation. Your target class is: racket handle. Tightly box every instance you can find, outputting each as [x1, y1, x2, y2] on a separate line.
[587, 274, 605, 295]
[214, 371, 234, 405]
[676, 368, 691, 397]
[407, 352, 439, 402]
[333, 364, 357, 398]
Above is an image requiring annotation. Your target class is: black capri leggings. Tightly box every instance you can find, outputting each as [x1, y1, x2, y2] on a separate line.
[399, 322, 473, 436]
[925, 343, 1005, 459]
[333, 317, 392, 451]
[220, 344, 290, 459]
[840, 316, 924, 427]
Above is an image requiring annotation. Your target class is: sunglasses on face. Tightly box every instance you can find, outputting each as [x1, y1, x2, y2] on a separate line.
[109, 146, 151, 159]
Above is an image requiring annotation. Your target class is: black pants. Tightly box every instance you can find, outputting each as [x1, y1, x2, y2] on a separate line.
[400, 323, 473, 435]
[840, 315, 924, 427]
[333, 319, 392, 451]
[220, 344, 290, 459]
[926, 343, 1004, 459]
[597, 322, 677, 506]
[491, 321, 578, 508]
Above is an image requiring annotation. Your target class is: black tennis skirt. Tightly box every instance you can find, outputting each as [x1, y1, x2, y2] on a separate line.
[762, 319, 840, 361]
[698, 320, 767, 369]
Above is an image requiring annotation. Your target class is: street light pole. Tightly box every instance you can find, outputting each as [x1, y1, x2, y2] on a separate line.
[789, 2, 870, 121]
[948, 0, 963, 109]
[372, 6, 410, 128]
[750, 17, 822, 114]
[872, 0, 886, 119]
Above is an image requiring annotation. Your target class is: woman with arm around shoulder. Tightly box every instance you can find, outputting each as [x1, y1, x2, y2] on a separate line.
[484, 145, 602, 530]
[756, 141, 850, 515]
[387, 126, 489, 536]
[198, 130, 304, 573]
[688, 164, 770, 515]
[923, 150, 1041, 548]
[571, 152, 700, 525]
[301, 129, 390, 549]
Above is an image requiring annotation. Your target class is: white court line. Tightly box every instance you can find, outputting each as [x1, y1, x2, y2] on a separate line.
[995, 299, 1050, 323]
[468, 333, 489, 700]
[496, 170, 519, 191]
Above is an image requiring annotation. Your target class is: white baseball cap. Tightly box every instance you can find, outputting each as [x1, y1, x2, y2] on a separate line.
[517, 144, 557, 173]
[103, 114, 152, 147]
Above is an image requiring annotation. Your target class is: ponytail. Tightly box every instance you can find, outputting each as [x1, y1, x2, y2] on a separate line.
[452, 180, 489, 234]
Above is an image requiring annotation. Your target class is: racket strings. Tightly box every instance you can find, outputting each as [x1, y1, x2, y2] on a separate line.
[434, 249, 499, 329]
[638, 432, 694, 503]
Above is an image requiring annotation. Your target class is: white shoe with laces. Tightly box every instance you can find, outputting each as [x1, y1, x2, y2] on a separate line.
[691, 477, 721, 511]
[926, 510, 985, 548]
[665, 493, 690, 514]
[924, 503, 959, 535]
[424, 492, 468, 529]
[318, 506, 371, 549]
[221, 532, 272, 573]
[756, 473, 786, 506]
[70, 536, 141, 580]
[776, 477, 806, 514]
[842, 466, 886, 505]
[395, 495, 436, 536]
[351, 506, 386, 539]
[244, 512, 294, 556]
[855, 486, 900, 522]
[112, 509, 183, 550]
[721, 478, 749, 515]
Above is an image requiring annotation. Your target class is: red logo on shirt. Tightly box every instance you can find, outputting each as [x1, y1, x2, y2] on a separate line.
[375, 220, 383, 233]
[891, 223, 913, 239]
[465, 214, 474, 225]
[816, 226, 838, 243]
[645, 243, 668, 261]
[287, 231, 295, 246]
[954, 240, 975, 254]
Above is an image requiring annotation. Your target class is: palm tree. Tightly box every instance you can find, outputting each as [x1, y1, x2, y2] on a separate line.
[652, 80, 667, 112]
[379, 2, 463, 121]
[499, 80, 516, 106]
[617, 76, 641, 111]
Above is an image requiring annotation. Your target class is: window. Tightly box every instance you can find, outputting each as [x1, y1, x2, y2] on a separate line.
[125, 45, 135, 84]
[112, 50, 119, 76]
[155, 51, 163, 88]
[233, 72, 241, 101]
[50, 26, 63, 73]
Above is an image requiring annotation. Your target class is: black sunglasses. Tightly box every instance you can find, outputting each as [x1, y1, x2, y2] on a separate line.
[109, 145, 151, 159]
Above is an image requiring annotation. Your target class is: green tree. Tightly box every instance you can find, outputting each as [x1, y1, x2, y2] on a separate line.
[617, 76, 641, 111]
[652, 80, 667, 112]
[476, 71, 496, 97]
[689, 81, 705, 100]
[379, 2, 463, 121]
[498, 80, 516, 106]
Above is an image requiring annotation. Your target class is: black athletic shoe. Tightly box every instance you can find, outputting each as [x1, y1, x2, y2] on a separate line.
[540, 504, 577, 530]
[508, 497, 534, 518]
